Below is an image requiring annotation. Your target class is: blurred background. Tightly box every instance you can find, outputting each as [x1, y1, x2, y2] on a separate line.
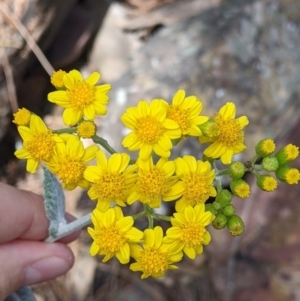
[1, 0, 300, 300]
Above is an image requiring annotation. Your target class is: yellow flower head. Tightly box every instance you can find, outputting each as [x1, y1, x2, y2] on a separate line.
[257, 175, 278, 192]
[12, 108, 31, 126]
[276, 166, 300, 185]
[173, 155, 217, 212]
[84, 150, 137, 212]
[256, 138, 276, 157]
[163, 89, 208, 137]
[200, 102, 249, 164]
[127, 157, 180, 208]
[276, 144, 299, 165]
[46, 135, 98, 190]
[230, 179, 251, 198]
[77, 120, 97, 138]
[50, 69, 67, 89]
[14, 115, 63, 173]
[121, 99, 181, 161]
[88, 206, 143, 264]
[48, 70, 111, 126]
[130, 226, 183, 279]
[165, 204, 214, 259]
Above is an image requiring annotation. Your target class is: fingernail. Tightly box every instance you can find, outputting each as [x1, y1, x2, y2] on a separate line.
[23, 257, 70, 286]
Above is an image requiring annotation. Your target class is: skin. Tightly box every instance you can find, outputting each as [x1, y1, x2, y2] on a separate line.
[0, 182, 80, 300]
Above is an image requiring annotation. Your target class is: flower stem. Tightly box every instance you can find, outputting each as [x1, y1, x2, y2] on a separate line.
[45, 213, 91, 243]
[92, 135, 117, 154]
[52, 127, 77, 134]
[151, 212, 171, 222]
[132, 210, 146, 220]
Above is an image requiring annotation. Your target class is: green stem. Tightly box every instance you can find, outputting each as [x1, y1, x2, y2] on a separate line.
[147, 215, 154, 228]
[253, 164, 264, 171]
[132, 210, 146, 220]
[92, 135, 117, 154]
[216, 169, 229, 177]
[52, 127, 77, 134]
[251, 155, 260, 165]
[151, 212, 171, 222]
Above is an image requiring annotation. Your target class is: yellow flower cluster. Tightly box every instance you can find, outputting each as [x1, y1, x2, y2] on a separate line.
[12, 69, 299, 279]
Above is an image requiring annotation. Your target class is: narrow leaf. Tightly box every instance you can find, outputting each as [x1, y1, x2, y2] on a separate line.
[43, 167, 66, 236]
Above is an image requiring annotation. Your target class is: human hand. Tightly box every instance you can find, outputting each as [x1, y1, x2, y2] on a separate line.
[0, 182, 80, 300]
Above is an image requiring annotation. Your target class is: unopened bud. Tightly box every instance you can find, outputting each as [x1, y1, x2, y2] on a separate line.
[230, 179, 251, 199]
[275, 144, 299, 165]
[227, 215, 245, 236]
[212, 213, 227, 230]
[198, 119, 220, 138]
[262, 156, 279, 172]
[275, 166, 300, 185]
[255, 139, 276, 157]
[222, 204, 235, 217]
[12, 108, 32, 126]
[256, 175, 278, 192]
[228, 161, 246, 179]
[215, 189, 232, 207]
[205, 204, 217, 215]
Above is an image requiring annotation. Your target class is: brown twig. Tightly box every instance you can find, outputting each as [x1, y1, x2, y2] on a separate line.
[0, 2, 54, 76]
[0, 47, 18, 112]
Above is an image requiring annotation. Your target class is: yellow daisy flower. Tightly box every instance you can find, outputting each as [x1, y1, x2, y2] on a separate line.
[162, 89, 208, 137]
[12, 108, 31, 126]
[127, 157, 181, 208]
[46, 135, 98, 190]
[77, 120, 97, 138]
[48, 69, 111, 126]
[200, 102, 249, 164]
[173, 155, 217, 212]
[165, 204, 214, 259]
[84, 150, 137, 212]
[50, 69, 67, 89]
[121, 99, 181, 161]
[130, 226, 183, 279]
[14, 115, 63, 173]
[88, 206, 143, 264]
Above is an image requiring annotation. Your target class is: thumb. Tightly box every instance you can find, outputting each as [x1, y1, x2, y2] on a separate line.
[0, 240, 74, 300]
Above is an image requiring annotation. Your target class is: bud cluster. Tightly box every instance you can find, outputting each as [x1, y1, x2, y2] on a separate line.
[205, 189, 245, 236]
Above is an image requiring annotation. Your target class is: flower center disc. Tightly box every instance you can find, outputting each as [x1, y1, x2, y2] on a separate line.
[67, 82, 95, 109]
[135, 116, 164, 144]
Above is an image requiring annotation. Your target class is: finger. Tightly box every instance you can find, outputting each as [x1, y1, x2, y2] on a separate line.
[0, 182, 81, 243]
[0, 240, 74, 300]
[0, 182, 49, 243]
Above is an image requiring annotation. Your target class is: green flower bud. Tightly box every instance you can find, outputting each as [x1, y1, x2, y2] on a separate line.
[228, 161, 246, 179]
[215, 189, 232, 207]
[275, 166, 300, 185]
[222, 204, 235, 217]
[205, 204, 217, 215]
[275, 144, 299, 165]
[256, 175, 278, 192]
[212, 201, 221, 210]
[230, 179, 251, 199]
[261, 156, 279, 172]
[255, 139, 276, 157]
[198, 119, 220, 138]
[212, 213, 227, 230]
[227, 215, 245, 236]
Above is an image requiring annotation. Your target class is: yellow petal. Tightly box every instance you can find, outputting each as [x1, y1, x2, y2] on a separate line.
[116, 243, 130, 264]
[85, 72, 100, 85]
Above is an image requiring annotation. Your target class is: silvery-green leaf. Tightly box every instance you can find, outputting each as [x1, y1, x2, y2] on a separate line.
[43, 167, 66, 237]
[5, 286, 37, 301]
